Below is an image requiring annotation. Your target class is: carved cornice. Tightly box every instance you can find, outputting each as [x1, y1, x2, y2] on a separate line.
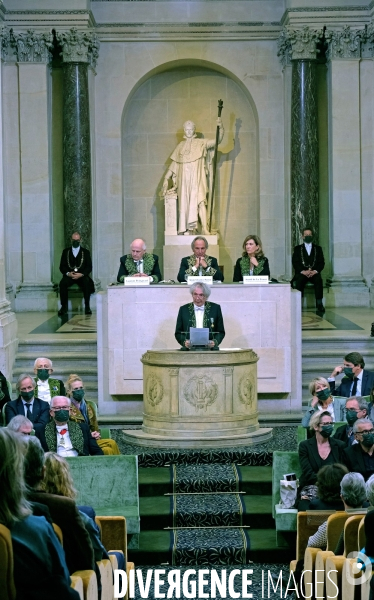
[9, 29, 53, 63]
[325, 26, 364, 60]
[0, 26, 10, 60]
[56, 27, 99, 67]
[362, 23, 374, 58]
[278, 26, 323, 66]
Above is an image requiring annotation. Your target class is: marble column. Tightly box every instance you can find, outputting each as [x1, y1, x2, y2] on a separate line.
[56, 29, 99, 250]
[10, 30, 56, 311]
[279, 27, 322, 249]
[325, 26, 367, 306]
[0, 28, 17, 376]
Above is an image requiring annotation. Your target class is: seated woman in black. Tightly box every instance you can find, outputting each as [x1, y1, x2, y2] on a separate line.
[233, 234, 270, 282]
[298, 411, 345, 509]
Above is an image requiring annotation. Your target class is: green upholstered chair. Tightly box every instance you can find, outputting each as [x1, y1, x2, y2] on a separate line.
[66, 455, 140, 548]
[272, 451, 302, 546]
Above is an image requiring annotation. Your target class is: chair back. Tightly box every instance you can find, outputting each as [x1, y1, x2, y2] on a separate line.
[95, 516, 127, 558]
[0, 524, 16, 600]
[296, 511, 336, 561]
[343, 515, 364, 556]
[52, 523, 63, 545]
[326, 512, 351, 551]
[358, 516, 366, 550]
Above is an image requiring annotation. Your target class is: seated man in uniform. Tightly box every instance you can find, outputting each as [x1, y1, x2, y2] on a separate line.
[175, 282, 225, 350]
[58, 231, 95, 316]
[117, 238, 162, 283]
[177, 236, 223, 282]
[33, 357, 65, 404]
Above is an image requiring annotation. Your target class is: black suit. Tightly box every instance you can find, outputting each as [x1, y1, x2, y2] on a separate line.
[329, 369, 374, 398]
[343, 443, 374, 481]
[292, 243, 325, 301]
[333, 423, 351, 446]
[177, 256, 223, 282]
[298, 435, 345, 489]
[175, 301, 225, 348]
[117, 253, 162, 283]
[5, 397, 50, 434]
[59, 246, 95, 308]
[36, 420, 104, 456]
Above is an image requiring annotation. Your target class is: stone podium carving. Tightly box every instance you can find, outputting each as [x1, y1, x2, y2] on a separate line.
[162, 118, 224, 236]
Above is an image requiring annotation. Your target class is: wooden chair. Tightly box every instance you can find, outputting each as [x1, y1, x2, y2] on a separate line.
[70, 576, 84, 600]
[52, 522, 63, 545]
[0, 524, 16, 600]
[95, 516, 127, 558]
[96, 559, 112, 600]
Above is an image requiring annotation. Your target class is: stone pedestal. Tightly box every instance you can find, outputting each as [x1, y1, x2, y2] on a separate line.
[163, 234, 219, 281]
[123, 349, 272, 448]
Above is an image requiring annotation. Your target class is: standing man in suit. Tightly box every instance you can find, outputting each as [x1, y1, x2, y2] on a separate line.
[327, 352, 374, 398]
[292, 227, 325, 312]
[343, 419, 374, 480]
[177, 236, 223, 282]
[58, 231, 95, 316]
[36, 396, 103, 456]
[175, 282, 225, 349]
[5, 373, 50, 435]
[33, 357, 65, 404]
[117, 238, 162, 283]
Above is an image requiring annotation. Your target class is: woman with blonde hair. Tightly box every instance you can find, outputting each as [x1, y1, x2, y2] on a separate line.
[65, 373, 120, 455]
[301, 376, 342, 428]
[233, 234, 270, 281]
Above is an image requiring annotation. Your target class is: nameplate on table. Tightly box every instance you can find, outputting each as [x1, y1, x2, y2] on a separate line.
[243, 276, 269, 284]
[187, 276, 213, 285]
[124, 277, 151, 286]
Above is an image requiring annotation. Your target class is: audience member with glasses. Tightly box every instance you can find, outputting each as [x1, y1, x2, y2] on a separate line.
[343, 419, 374, 480]
[333, 397, 370, 447]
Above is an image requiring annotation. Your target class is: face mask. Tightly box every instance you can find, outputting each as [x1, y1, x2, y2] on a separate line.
[53, 409, 70, 422]
[346, 410, 359, 426]
[361, 433, 374, 448]
[20, 390, 34, 401]
[72, 389, 85, 402]
[72, 240, 80, 248]
[320, 424, 333, 438]
[37, 368, 49, 381]
[344, 367, 354, 378]
[304, 235, 313, 244]
[316, 388, 331, 402]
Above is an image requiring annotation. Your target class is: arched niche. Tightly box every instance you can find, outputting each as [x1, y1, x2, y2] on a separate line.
[121, 60, 259, 281]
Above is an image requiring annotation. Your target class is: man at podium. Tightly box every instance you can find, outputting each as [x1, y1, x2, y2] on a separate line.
[175, 282, 225, 350]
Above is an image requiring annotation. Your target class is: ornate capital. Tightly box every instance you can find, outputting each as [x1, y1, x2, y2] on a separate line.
[326, 26, 363, 60]
[10, 29, 53, 63]
[278, 26, 323, 65]
[362, 23, 374, 59]
[56, 28, 99, 67]
[0, 26, 10, 60]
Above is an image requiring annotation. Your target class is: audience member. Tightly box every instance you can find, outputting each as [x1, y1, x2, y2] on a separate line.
[368, 386, 374, 422]
[24, 436, 95, 575]
[36, 396, 103, 456]
[7, 415, 34, 436]
[33, 357, 65, 404]
[328, 352, 374, 397]
[298, 411, 345, 507]
[308, 463, 348, 511]
[233, 234, 270, 281]
[66, 374, 120, 455]
[343, 418, 374, 480]
[177, 236, 223, 282]
[302, 377, 341, 428]
[0, 429, 80, 600]
[0, 369, 11, 417]
[5, 373, 50, 435]
[333, 397, 369, 447]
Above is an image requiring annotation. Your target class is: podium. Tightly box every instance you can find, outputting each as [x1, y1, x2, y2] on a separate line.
[122, 349, 272, 448]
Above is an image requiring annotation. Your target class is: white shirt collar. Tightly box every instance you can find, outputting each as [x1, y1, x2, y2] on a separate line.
[304, 242, 312, 250]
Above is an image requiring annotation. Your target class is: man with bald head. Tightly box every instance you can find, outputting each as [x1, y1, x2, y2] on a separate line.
[36, 396, 103, 456]
[117, 238, 162, 283]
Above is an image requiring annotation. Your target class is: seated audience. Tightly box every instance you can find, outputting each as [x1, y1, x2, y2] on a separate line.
[298, 411, 345, 501]
[5, 373, 50, 435]
[33, 357, 65, 404]
[307, 472, 367, 550]
[24, 436, 95, 575]
[65, 374, 120, 455]
[333, 396, 369, 447]
[343, 418, 374, 480]
[328, 352, 374, 397]
[0, 429, 80, 600]
[0, 369, 11, 416]
[117, 238, 162, 283]
[7, 414, 34, 436]
[233, 234, 270, 281]
[308, 463, 348, 511]
[368, 386, 374, 422]
[302, 377, 341, 428]
[36, 395, 103, 456]
[177, 236, 223, 282]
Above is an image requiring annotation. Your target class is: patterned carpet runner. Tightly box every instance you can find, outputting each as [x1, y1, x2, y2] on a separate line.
[170, 464, 250, 566]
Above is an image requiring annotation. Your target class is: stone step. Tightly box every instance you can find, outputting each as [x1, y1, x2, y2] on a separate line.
[16, 340, 97, 353]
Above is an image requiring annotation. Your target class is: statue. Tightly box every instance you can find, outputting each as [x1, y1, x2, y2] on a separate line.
[162, 118, 224, 235]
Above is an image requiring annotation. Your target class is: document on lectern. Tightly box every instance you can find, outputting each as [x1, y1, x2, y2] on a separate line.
[190, 327, 210, 347]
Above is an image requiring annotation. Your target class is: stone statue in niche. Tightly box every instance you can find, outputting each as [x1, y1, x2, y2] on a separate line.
[162, 118, 224, 235]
